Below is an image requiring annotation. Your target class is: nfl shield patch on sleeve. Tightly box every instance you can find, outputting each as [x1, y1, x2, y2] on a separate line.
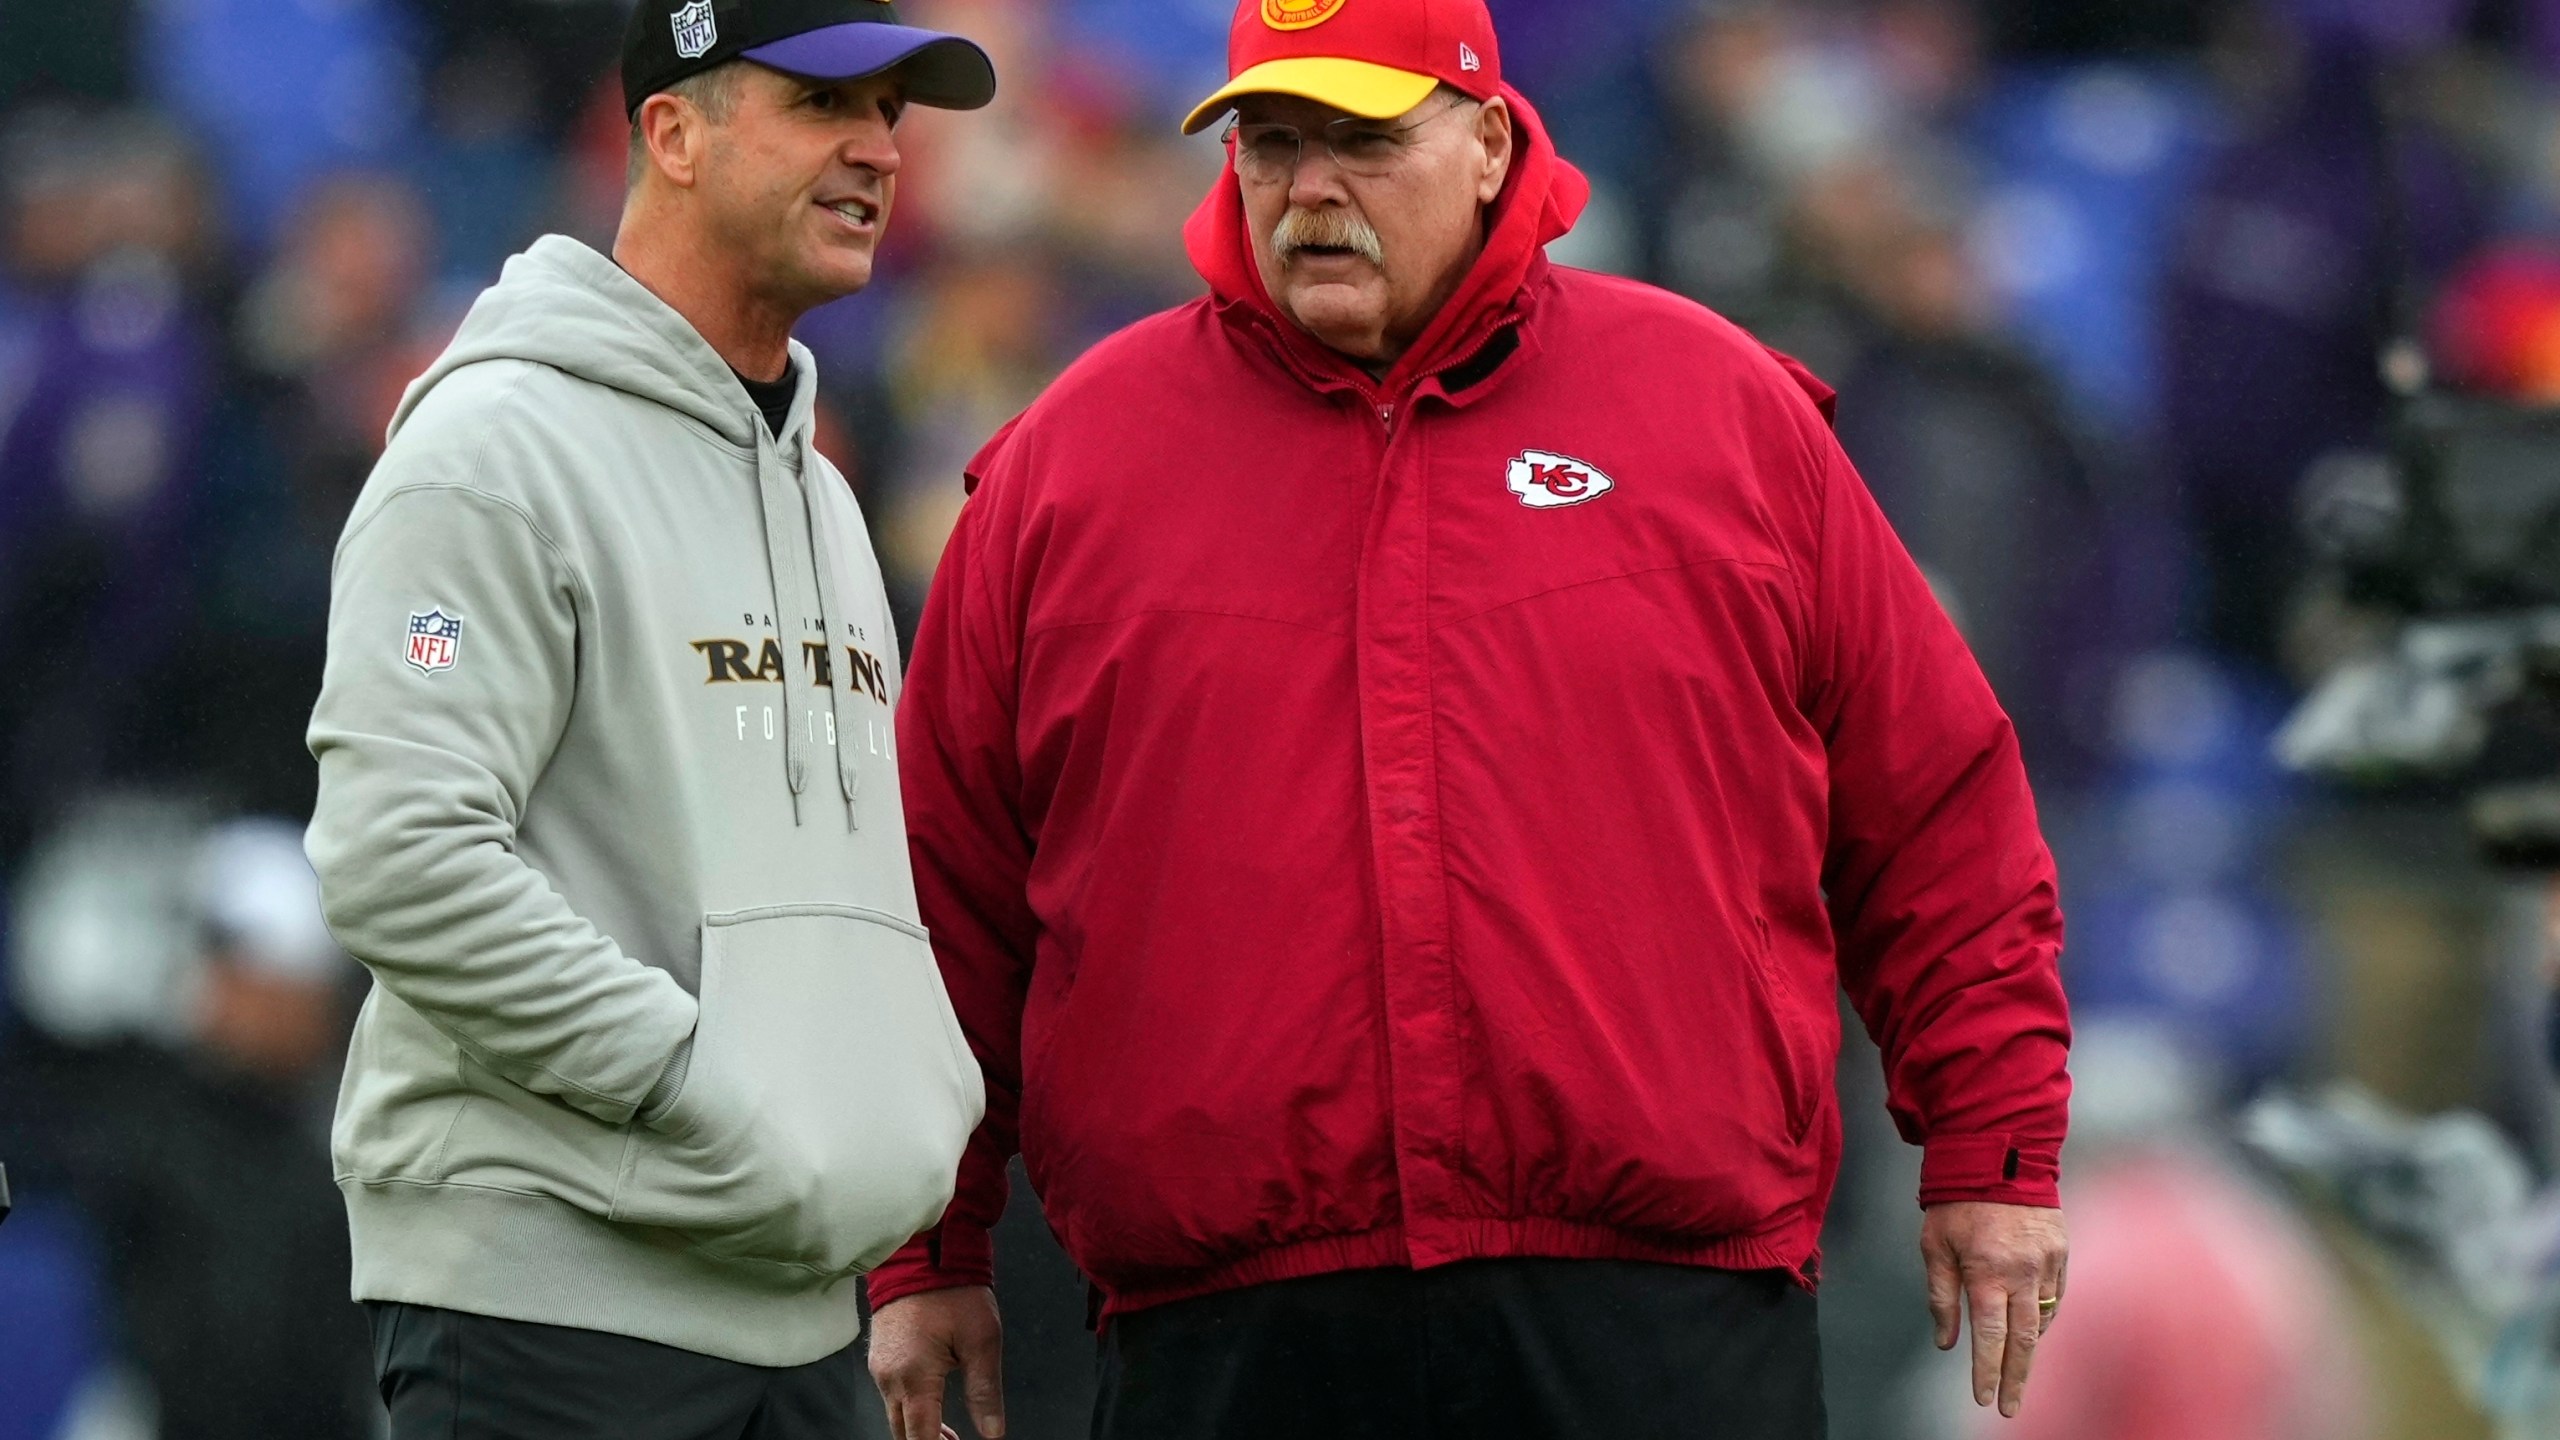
[406, 609, 463, 674]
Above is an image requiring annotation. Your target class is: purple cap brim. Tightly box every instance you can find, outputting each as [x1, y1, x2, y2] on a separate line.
[742, 24, 996, 110]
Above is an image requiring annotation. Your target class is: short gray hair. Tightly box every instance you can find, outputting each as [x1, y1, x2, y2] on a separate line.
[626, 62, 745, 190]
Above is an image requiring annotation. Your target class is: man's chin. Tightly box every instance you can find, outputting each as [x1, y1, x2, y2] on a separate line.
[1281, 285, 1388, 360]
[797, 250, 878, 304]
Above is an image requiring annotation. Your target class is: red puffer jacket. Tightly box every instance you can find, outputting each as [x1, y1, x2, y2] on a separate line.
[870, 89, 2069, 1319]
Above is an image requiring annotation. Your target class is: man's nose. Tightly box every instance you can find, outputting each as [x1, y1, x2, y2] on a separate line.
[842, 117, 902, 177]
[1284, 145, 1349, 209]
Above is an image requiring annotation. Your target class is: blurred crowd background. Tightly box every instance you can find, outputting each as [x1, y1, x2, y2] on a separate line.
[6, 0, 2560, 1437]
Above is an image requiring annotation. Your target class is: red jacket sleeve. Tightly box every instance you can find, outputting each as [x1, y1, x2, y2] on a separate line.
[869, 445, 1036, 1308]
[1800, 428, 2071, 1210]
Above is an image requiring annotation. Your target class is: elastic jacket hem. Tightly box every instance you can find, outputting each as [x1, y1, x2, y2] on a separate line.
[343, 1177, 863, 1368]
[870, 1213, 1818, 1321]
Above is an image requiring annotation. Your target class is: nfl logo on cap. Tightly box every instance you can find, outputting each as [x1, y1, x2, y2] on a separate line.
[406, 609, 463, 675]
[671, 0, 718, 60]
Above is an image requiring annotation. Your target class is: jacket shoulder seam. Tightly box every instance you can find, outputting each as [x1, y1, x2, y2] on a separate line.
[351, 364, 540, 542]
[343, 367, 599, 624]
[337, 483, 596, 636]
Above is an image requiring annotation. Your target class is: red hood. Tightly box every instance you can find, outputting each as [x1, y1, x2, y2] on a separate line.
[1183, 84, 1590, 398]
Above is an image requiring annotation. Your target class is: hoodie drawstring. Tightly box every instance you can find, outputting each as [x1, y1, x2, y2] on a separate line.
[801, 450, 864, 828]
[753, 427, 824, 825]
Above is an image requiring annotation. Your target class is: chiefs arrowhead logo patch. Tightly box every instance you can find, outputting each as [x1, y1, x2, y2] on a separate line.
[1506, 450, 1614, 509]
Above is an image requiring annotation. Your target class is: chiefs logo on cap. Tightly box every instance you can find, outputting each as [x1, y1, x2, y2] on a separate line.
[1262, 0, 1349, 31]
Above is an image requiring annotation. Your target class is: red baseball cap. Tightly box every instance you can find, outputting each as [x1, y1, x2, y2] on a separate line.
[1179, 0, 1502, 135]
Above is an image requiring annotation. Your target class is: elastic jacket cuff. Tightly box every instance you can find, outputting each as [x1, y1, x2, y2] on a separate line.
[866, 1222, 996, 1311]
[1916, 1134, 2062, 1209]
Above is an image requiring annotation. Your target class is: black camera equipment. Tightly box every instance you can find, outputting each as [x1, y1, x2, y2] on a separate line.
[2284, 380, 2560, 868]
[2349, 395, 2560, 615]
[2274, 70, 2560, 867]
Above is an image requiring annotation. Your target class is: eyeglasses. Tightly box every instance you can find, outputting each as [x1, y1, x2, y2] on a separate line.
[1221, 100, 1477, 183]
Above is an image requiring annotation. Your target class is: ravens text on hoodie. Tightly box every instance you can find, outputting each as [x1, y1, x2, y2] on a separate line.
[305, 235, 983, 1367]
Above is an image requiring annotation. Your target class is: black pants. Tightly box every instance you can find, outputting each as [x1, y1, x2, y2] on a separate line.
[1094, 1259, 1825, 1440]
[367, 1302, 869, 1440]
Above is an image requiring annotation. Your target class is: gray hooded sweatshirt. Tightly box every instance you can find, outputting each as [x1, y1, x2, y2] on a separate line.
[306, 235, 983, 1366]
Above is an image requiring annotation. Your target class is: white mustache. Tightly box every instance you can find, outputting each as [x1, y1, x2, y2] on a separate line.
[1272, 207, 1384, 267]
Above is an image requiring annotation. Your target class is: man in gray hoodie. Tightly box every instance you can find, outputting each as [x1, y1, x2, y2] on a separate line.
[304, 3, 995, 1433]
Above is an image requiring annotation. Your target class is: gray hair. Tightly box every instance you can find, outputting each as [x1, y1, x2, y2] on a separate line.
[626, 62, 746, 190]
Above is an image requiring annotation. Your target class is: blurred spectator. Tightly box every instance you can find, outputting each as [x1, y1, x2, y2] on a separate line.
[0, 801, 370, 1440]
[191, 817, 359, 1084]
[0, 110, 218, 864]
[230, 172, 440, 536]
[163, 172, 443, 822]
[1805, 146, 2122, 770]
[139, 0, 424, 248]
[1053, 0, 1230, 115]
[411, 0, 629, 140]
[412, 38, 557, 287]
[2160, 19, 2482, 668]
[0, 1193, 123, 1440]
[1036, 70, 1221, 322]
[2062, 652, 2322, 1089]
[0, 0, 137, 110]
[1962, 63, 2215, 434]
[876, 249, 1069, 616]
[1632, 2, 1865, 353]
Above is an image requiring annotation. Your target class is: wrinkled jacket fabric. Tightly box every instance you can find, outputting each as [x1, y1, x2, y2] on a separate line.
[871, 91, 2069, 1318]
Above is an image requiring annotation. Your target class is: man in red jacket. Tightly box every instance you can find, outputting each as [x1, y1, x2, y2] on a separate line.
[867, 0, 2071, 1434]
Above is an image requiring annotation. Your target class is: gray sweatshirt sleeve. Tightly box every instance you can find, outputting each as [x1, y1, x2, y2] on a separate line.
[307, 479, 697, 1127]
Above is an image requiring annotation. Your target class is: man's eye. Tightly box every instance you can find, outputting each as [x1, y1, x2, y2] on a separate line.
[805, 90, 839, 110]
[1334, 131, 1399, 161]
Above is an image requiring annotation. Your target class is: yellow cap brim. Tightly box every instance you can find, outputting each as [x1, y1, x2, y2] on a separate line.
[1180, 57, 1440, 135]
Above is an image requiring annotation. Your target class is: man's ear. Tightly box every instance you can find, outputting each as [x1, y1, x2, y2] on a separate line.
[637, 92, 704, 189]
[1474, 96, 1513, 204]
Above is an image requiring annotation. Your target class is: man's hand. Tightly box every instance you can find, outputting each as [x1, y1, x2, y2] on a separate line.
[870, 1286, 1005, 1440]
[1922, 1201, 2067, 1419]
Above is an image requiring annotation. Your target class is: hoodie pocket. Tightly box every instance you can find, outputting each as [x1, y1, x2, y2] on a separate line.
[610, 903, 985, 1276]
[1744, 914, 1827, 1146]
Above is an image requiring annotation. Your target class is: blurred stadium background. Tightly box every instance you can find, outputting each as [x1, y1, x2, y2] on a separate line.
[7, 0, 2560, 1436]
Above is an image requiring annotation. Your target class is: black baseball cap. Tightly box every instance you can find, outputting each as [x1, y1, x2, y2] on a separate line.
[622, 0, 997, 117]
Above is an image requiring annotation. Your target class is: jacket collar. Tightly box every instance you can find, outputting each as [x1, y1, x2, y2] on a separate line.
[1181, 84, 1589, 406]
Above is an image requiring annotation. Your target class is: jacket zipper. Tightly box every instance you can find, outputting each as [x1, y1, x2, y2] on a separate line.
[1369, 315, 1524, 442]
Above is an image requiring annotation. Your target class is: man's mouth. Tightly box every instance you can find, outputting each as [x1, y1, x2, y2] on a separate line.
[820, 197, 881, 231]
